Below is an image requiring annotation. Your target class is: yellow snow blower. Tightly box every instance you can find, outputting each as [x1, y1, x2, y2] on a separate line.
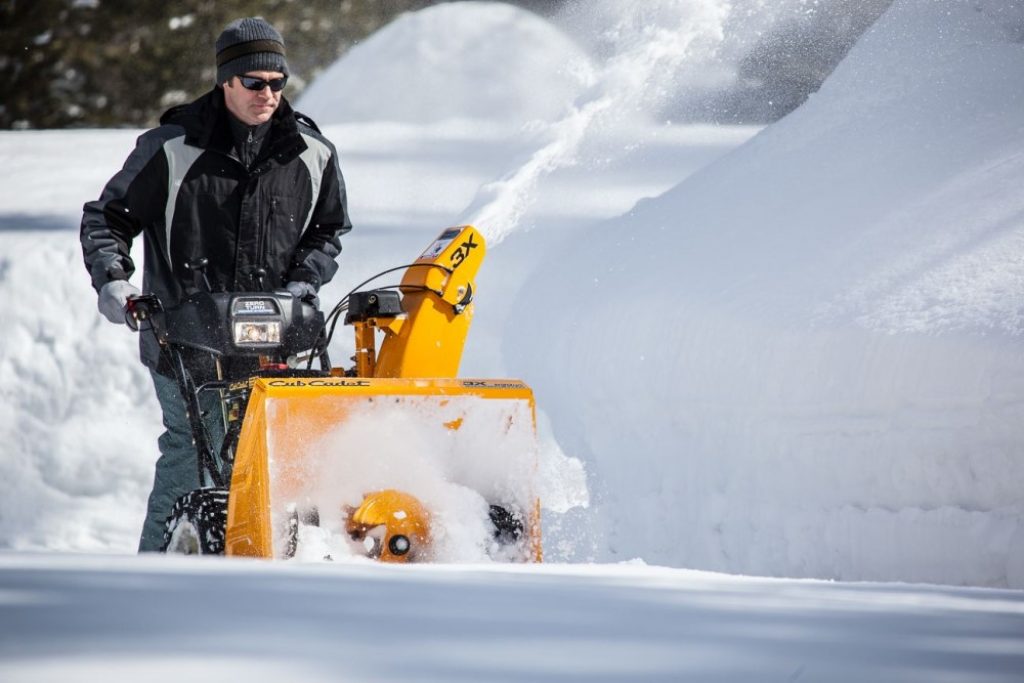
[127, 225, 541, 563]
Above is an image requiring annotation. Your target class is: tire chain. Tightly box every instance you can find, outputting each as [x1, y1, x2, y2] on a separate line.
[162, 487, 229, 554]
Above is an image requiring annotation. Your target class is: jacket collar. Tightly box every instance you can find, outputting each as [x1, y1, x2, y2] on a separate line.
[160, 88, 308, 165]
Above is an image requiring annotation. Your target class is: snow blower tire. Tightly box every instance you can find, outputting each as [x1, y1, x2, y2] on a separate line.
[162, 487, 229, 555]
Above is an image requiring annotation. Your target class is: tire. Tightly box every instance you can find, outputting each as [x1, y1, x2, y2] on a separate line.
[487, 504, 529, 562]
[161, 487, 229, 555]
[283, 505, 320, 560]
[489, 505, 524, 545]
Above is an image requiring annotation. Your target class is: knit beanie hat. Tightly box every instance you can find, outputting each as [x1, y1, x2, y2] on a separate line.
[215, 17, 289, 84]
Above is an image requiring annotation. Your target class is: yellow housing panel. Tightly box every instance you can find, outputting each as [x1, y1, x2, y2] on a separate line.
[225, 376, 541, 561]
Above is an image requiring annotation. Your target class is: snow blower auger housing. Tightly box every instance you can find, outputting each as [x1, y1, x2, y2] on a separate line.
[132, 225, 541, 563]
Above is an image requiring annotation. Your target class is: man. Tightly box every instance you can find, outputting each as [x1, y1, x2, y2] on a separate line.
[80, 17, 352, 552]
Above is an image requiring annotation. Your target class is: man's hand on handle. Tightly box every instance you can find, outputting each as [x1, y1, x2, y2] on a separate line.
[285, 281, 319, 308]
[98, 280, 142, 324]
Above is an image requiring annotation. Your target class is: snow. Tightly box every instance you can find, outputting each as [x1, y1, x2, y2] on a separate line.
[298, 1, 595, 127]
[1, 553, 1023, 682]
[273, 394, 541, 562]
[507, 0, 1024, 587]
[1, 0, 1024, 678]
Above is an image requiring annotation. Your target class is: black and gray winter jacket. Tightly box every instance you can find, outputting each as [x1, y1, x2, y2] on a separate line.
[81, 87, 351, 374]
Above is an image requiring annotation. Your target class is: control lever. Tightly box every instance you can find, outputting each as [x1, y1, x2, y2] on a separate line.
[185, 258, 212, 292]
[124, 294, 164, 336]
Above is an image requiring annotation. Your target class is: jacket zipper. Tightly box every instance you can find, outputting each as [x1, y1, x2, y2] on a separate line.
[259, 197, 276, 287]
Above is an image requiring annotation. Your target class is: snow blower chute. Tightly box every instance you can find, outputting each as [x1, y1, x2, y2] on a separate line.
[127, 225, 541, 563]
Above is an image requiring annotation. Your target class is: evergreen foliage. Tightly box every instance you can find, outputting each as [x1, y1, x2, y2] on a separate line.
[0, 0, 439, 128]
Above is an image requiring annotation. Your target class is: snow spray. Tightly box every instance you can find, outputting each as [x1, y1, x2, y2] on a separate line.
[460, 0, 730, 243]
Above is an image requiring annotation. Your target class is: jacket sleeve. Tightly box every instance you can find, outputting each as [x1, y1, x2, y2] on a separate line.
[81, 129, 170, 292]
[287, 144, 352, 289]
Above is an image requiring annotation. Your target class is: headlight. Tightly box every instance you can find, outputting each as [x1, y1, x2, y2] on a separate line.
[230, 296, 285, 349]
[233, 321, 281, 345]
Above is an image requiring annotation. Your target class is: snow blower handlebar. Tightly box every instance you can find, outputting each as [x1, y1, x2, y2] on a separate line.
[126, 293, 225, 488]
[125, 290, 326, 489]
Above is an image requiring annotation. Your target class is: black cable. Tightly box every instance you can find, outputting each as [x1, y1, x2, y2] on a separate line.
[323, 283, 440, 345]
[332, 262, 450, 313]
[306, 263, 452, 369]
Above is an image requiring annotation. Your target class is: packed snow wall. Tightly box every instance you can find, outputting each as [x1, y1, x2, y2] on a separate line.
[507, 0, 1024, 587]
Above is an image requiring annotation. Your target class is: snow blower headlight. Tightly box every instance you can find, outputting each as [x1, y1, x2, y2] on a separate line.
[230, 297, 285, 348]
[233, 320, 282, 345]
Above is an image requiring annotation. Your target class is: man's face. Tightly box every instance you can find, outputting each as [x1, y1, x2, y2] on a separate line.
[222, 70, 285, 126]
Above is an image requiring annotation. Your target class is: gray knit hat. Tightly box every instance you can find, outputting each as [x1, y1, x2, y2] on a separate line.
[215, 17, 289, 84]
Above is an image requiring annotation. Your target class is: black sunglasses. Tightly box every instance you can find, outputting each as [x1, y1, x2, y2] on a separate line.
[237, 75, 288, 92]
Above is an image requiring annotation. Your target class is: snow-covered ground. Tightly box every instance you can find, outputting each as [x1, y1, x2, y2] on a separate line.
[2, 0, 1024, 679]
[2, 553, 1023, 683]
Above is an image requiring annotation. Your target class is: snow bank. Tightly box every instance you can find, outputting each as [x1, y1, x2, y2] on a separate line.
[297, 2, 594, 127]
[508, 0, 1024, 587]
[0, 232, 158, 551]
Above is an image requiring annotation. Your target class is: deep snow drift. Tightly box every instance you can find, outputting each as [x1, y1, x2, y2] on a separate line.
[508, 0, 1024, 587]
[298, 2, 594, 126]
[0, 0, 1022, 595]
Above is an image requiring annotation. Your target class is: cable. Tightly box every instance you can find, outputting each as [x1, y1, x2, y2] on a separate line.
[334, 262, 451, 312]
[306, 263, 453, 369]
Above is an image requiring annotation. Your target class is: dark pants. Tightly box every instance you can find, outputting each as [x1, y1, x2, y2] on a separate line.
[138, 369, 226, 552]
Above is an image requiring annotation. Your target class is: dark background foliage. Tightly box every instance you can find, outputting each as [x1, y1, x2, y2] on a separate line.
[0, 0, 564, 129]
[0, 0, 889, 130]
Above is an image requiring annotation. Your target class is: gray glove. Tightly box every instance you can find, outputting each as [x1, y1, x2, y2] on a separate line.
[98, 280, 141, 324]
[285, 281, 319, 308]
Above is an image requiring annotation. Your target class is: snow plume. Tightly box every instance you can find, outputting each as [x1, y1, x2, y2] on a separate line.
[461, 0, 897, 242]
[462, 1, 730, 243]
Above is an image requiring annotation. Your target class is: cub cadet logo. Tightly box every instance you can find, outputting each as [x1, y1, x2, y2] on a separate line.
[449, 234, 478, 269]
[268, 379, 370, 387]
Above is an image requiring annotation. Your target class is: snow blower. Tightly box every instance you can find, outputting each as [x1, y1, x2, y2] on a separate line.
[127, 225, 540, 563]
